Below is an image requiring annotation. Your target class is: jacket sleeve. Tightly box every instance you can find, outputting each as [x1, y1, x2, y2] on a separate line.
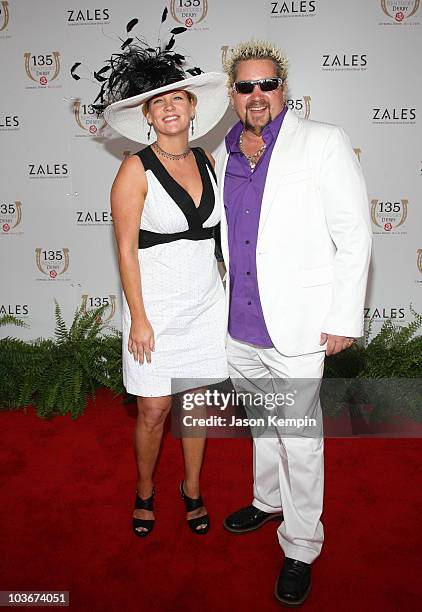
[213, 140, 228, 182]
[318, 126, 372, 338]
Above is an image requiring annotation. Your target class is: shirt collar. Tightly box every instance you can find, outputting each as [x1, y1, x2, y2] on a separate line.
[225, 121, 243, 153]
[225, 105, 288, 152]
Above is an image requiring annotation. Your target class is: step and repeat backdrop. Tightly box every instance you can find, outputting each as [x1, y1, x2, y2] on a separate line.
[1, 0, 421, 341]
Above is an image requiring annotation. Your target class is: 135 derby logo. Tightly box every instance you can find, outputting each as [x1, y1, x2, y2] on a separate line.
[221, 45, 233, 67]
[0, 200, 22, 234]
[0, 1, 10, 32]
[67, 8, 110, 26]
[28, 163, 69, 179]
[286, 96, 311, 119]
[35, 248, 70, 280]
[74, 100, 106, 136]
[417, 249, 422, 276]
[81, 294, 117, 323]
[24, 52, 61, 88]
[380, 0, 420, 23]
[370, 198, 408, 233]
[322, 54, 367, 71]
[270, 1, 316, 18]
[170, 0, 208, 28]
[372, 107, 416, 124]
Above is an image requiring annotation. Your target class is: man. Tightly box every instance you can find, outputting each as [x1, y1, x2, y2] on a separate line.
[215, 41, 372, 606]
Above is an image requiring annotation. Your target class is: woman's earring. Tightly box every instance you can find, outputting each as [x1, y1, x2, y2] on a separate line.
[191, 117, 195, 136]
[147, 123, 152, 141]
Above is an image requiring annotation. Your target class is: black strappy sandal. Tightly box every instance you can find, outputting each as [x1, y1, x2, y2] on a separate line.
[179, 481, 210, 535]
[132, 489, 155, 538]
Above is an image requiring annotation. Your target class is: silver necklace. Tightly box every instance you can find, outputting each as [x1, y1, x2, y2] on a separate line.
[239, 130, 266, 170]
[152, 141, 191, 161]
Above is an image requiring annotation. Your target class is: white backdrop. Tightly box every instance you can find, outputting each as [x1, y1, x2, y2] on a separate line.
[1, 0, 421, 341]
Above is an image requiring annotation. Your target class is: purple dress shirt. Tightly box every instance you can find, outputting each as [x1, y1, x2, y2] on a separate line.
[224, 106, 288, 347]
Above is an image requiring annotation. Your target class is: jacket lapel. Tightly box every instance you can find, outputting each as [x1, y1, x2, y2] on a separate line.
[215, 142, 230, 269]
[257, 109, 300, 241]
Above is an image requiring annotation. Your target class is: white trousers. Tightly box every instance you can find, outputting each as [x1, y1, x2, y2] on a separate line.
[226, 334, 325, 564]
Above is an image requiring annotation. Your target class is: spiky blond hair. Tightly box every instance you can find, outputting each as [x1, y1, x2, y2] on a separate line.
[224, 40, 288, 88]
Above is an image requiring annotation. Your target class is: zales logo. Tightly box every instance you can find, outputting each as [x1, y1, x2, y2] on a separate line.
[364, 306, 405, 320]
[0, 114, 19, 130]
[28, 163, 69, 179]
[81, 294, 117, 323]
[67, 8, 110, 25]
[370, 199, 408, 233]
[286, 97, 311, 119]
[0, 303, 29, 317]
[35, 248, 70, 280]
[74, 100, 106, 136]
[372, 107, 416, 124]
[76, 210, 112, 225]
[24, 52, 61, 87]
[270, 1, 316, 17]
[1, 201, 22, 234]
[0, 0, 10, 31]
[322, 54, 367, 71]
[170, 0, 208, 28]
[380, 0, 420, 22]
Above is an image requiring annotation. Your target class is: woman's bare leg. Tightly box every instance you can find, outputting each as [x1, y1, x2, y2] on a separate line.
[133, 395, 171, 531]
[181, 389, 208, 530]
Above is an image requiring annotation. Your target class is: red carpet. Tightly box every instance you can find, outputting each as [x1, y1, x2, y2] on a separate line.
[1, 388, 421, 611]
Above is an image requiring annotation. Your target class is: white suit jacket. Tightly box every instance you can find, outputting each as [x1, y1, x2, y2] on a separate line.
[215, 109, 372, 357]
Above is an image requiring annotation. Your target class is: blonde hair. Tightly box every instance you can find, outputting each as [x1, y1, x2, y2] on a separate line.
[223, 40, 288, 88]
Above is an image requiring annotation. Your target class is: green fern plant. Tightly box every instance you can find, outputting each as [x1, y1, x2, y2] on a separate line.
[0, 313, 34, 409]
[33, 300, 123, 418]
[2, 302, 421, 421]
[0, 313, 29, 328]
[0, 301, 123, 418]
[322, 308, 422, 422]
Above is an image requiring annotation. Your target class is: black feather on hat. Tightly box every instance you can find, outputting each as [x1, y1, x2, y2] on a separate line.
[70, 8, 203, 113]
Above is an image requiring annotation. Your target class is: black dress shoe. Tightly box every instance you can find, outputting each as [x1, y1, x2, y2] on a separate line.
[274, 557, 311, 607]
[223, 504, 283, 533]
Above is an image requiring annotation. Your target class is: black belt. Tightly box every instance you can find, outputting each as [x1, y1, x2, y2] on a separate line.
[139, 226, 215, 249]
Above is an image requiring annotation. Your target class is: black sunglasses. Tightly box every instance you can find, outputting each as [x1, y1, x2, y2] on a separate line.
[233, 77, 283, 94]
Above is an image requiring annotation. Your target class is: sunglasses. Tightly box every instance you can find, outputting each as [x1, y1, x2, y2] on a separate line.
[233, 77, 283, 94]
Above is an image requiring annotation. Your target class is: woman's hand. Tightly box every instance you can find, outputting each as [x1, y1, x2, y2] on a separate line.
[128, 318, 155, 364]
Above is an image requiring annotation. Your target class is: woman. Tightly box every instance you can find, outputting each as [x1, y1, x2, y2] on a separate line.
[85, 21, 229, 537]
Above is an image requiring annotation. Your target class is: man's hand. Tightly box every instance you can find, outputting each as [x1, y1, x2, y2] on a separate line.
[320, 333, 355, 356]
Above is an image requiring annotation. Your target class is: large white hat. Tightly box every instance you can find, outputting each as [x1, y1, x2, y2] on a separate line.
[103, 71, 228, 144]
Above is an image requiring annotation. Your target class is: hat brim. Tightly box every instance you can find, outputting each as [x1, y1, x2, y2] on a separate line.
[103, 72, 229, 144]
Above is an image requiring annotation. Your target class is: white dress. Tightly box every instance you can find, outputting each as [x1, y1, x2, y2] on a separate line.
[121, 146, 228, 397]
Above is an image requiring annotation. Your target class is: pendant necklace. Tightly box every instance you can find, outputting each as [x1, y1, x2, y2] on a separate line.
[239, 130, 266, 171]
